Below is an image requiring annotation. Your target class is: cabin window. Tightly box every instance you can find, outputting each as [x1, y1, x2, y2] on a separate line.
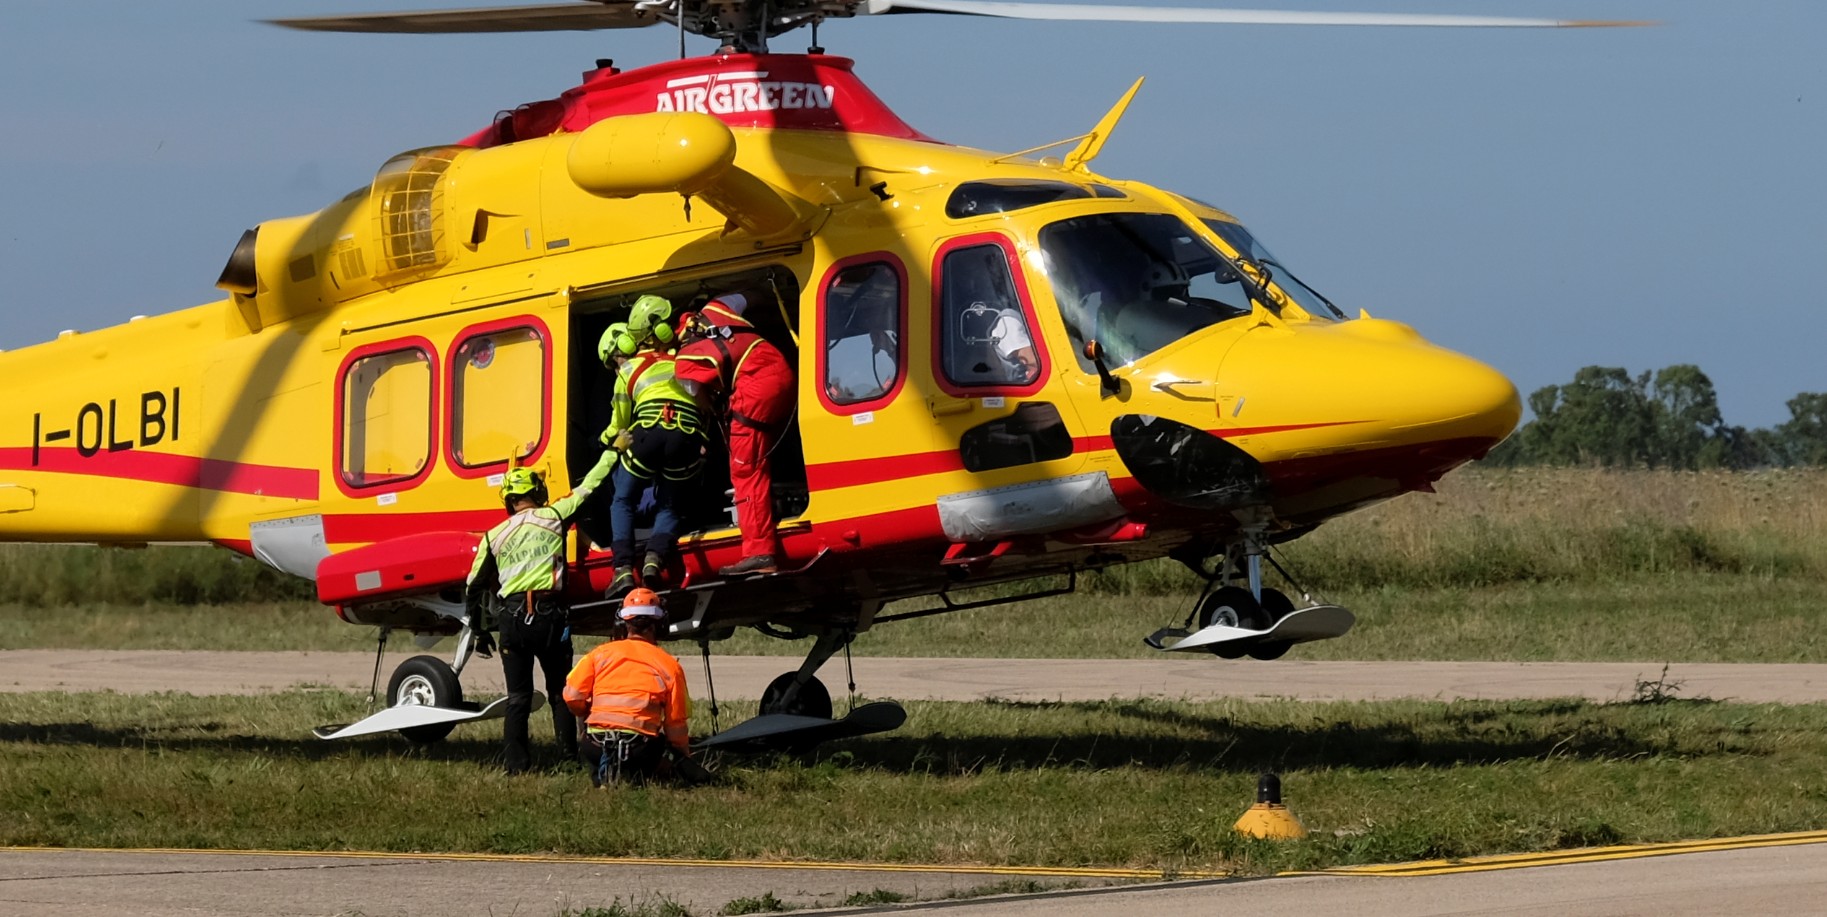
[819, 257, 905, 412]
[938, 242, 1042, 390]
[960, 402, 1074, 472]
[450, 323, 549, 471]
[339, 345, 434, 491]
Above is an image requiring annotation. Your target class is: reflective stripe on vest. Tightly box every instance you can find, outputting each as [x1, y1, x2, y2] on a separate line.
[629, 353, 699, 434]
[589, 710, 663, 736]
[583, 654, 675, 737]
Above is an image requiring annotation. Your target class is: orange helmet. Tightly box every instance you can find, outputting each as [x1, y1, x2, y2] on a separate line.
[619, 588, 665, 620]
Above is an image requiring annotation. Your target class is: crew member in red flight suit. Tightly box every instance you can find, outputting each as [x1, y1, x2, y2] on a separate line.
[672, 292, 794, 576]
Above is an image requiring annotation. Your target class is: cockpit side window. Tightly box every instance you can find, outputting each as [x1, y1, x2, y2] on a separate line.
[1038, 213, 1250, 370]
[818, 255, 907, 413]
[935, 237, 1046, 393]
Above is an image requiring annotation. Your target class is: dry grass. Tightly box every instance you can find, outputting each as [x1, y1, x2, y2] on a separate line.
[1285, 466, 1827, 584]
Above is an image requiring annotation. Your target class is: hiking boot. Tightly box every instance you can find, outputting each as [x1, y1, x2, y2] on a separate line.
[718, 554, 778, 577]
[641, 552, 664, 584]
[605, 567, 636, 599]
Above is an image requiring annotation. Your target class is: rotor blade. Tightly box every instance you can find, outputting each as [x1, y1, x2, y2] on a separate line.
[267, 2, 660, 34]
[867, 0, 1650, 28]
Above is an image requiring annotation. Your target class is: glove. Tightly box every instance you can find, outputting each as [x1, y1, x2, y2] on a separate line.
[612, 429, 634, 451]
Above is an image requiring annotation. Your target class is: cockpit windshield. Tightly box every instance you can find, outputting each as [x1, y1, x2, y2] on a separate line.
[1038, 212, 1251, 369]
[1199, 219, 1345, 321]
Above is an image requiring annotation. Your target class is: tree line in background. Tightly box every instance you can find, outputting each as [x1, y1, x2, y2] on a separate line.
[1483, 365, 1827, 469]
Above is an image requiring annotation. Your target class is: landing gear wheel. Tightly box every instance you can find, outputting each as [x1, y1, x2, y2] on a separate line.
[1197, 586, 1270, 659]
[759, 672, 833, 720]
[387, 655, 463, 744]
[1247, 589, 1296, 661]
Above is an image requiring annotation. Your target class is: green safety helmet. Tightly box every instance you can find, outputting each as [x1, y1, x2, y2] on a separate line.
[628, 294, 676, 346]
[498, 467, 547, 507]
[597, 321, 638, 365]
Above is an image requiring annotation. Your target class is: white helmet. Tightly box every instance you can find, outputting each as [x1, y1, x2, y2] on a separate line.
[618, 588, 666, 621]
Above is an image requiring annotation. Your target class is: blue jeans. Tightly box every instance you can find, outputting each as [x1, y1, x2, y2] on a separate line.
[609, 463, 680, 568]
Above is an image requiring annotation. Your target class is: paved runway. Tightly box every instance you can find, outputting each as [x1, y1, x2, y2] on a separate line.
[0, 847, 1111, 916]
[7, 839, 1827, 916]
[5, 650, 1827, 703]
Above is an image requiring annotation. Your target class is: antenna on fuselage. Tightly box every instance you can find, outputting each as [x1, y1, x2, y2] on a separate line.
[1064, 77, 1144, 173]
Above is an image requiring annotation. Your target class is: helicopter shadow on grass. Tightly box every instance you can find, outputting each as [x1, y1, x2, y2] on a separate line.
[768, 695, 1732, 776]
[0, 720, 536, 768]
[0, 693, 1730, 776]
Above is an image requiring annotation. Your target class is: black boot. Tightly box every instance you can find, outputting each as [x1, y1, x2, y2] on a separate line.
[606, 567, 636, 599]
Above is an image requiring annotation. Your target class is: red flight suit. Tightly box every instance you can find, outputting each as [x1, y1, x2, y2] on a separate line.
[673, 295, 795, 560]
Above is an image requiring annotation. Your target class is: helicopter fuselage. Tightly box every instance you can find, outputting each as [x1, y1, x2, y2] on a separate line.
[0, 52, 1519, 638]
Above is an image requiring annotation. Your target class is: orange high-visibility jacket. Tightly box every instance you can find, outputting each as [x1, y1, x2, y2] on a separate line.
[563, 637, 691, 750]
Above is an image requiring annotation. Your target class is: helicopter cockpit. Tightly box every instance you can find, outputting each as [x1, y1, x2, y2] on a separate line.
[1037, 211, 1345, 370]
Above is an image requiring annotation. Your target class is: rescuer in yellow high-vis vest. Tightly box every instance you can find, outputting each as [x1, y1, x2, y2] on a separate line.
[465, 451, 616, 774]
[598, 295, 709, 597]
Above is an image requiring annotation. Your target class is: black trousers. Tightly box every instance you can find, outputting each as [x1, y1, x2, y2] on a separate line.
[497, 599, 578, 773]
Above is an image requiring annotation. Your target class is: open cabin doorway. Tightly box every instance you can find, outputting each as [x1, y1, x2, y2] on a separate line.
[566, 266, 808, 569]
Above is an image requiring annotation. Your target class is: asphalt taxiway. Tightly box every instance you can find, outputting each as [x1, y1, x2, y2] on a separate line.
[7, 836, 1827, 916]
[7, 650, 1827, 703]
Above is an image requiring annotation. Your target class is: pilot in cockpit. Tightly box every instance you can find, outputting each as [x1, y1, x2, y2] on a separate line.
[958, 300, 1038, 385]
[954, 253, 1039, 386]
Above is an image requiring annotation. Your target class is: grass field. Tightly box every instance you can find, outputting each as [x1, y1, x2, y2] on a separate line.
[4, 687, 1824, 876]
[4, 468, 1825, 903]
[1, 468, 1822, 662]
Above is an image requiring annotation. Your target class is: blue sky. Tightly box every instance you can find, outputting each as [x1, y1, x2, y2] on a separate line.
[2, 1, 1821, 427]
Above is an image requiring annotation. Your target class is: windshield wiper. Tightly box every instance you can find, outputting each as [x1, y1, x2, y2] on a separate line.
[1264, 259, 1345, 319]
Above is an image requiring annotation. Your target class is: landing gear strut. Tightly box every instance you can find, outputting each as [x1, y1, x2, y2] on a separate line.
[695, 626, 905, 753]
[758, 630, 847, 718]
[1147, 529, 1353, 657]
[356, 610, 493, 745]
[315, 613, 531, 742]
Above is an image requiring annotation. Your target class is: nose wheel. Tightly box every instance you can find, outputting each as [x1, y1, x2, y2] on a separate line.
[1196, 587, 1269, 659]
[1247, 589, 1296, 660]
[1195, 587, 1296, 659]
[1146, 528, 1351, 658]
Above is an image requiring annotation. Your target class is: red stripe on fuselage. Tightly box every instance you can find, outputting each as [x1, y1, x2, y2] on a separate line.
[803, 421, 1363, 491]
[0, 447, 319, 501]
[320, 510, 505, 545]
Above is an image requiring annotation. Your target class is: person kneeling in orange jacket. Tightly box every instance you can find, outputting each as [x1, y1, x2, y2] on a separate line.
[563, 588, 692, 787]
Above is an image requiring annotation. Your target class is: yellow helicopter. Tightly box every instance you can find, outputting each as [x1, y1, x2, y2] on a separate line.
[0, 0, 1632, 744]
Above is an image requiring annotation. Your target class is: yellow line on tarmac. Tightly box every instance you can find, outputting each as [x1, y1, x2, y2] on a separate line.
[0, 846, 1225, 881]
[1303, 830, 1827, 877]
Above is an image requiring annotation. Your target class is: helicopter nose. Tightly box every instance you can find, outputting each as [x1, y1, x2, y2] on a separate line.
[1371, 337, 1521, 448]
[1211, 317, 1521, 463]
